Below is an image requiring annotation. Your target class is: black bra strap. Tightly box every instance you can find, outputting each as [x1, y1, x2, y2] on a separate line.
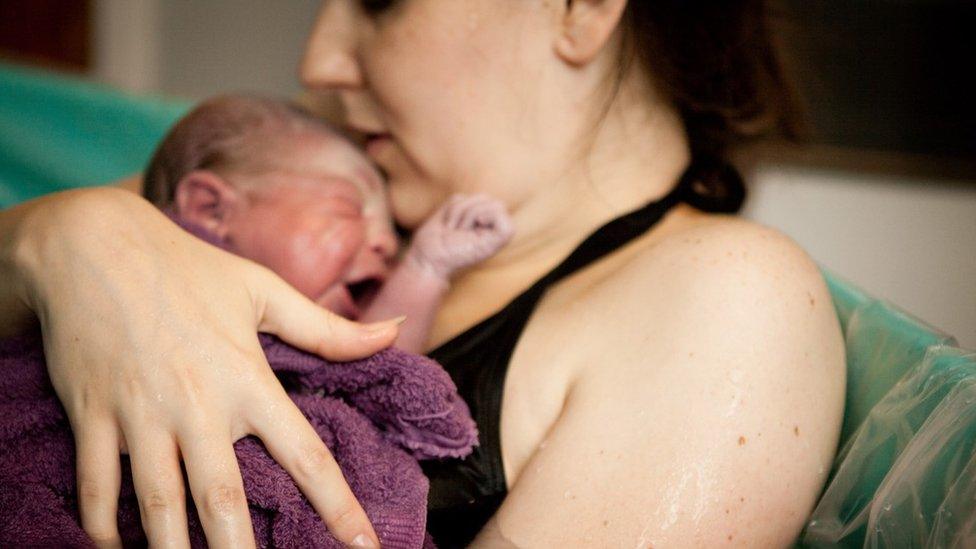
[536, 180, 685, 289]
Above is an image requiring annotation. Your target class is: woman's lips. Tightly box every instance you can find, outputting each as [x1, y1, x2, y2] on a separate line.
[365, 134, 392, 158]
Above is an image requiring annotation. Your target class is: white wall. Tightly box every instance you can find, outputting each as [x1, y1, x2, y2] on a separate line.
[92, 0, 162, 93]
[743, 165, 976, 348]
[157, 0, 321, 99]
[92, 0, 321, 100]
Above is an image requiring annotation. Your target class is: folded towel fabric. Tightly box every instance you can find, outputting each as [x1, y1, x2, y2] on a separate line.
[0, 329, 477, 547]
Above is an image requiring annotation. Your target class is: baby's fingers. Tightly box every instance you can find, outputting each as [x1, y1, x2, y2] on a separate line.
[461, 200, 514, 243]
[446, 194, 494, 230]
[73, 419, 123, 548]
[486, 200, 515, 238]
[250, 390, 380, 548]
[437, 193, 468, 227]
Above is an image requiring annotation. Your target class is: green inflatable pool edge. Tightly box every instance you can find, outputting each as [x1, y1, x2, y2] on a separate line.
[0, 61, 191, 207]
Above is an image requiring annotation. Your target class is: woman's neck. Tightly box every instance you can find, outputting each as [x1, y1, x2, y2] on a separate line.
[429, 75, 694, 348]
[473, 80, 691, 279]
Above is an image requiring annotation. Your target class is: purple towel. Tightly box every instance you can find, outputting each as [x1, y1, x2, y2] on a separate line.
[0, 330, 477, 548]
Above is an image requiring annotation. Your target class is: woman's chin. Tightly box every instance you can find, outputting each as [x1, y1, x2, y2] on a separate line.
[388, 180, 447, 230]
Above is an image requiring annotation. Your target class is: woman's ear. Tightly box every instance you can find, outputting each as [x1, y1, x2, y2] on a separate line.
[173, 170, 241, 240]
[554, 0, 628, 66]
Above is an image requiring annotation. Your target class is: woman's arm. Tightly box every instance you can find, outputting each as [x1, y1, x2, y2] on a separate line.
[1, 187, 400, 548]
[470, 220, 845, 547]
[0, 198, 42, 338]
[113, 174, 143, 193]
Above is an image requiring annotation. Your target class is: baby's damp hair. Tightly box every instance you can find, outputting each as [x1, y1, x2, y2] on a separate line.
[143, 94, 337, 207]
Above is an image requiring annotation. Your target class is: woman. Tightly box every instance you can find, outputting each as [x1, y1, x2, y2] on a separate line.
[0, 0, 846, 547]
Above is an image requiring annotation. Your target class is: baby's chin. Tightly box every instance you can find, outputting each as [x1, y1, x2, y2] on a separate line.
[315, 283, 360, 320]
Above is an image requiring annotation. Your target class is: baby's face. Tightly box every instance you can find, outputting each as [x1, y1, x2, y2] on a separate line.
[226, 137, 397, 319]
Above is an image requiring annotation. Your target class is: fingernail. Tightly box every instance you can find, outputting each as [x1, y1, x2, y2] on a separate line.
[364, 316, 407, 337]
[366, 315, 406, 331]
[350, 533, 379, 548]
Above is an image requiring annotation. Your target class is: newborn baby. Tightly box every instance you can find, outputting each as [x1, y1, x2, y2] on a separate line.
[0, 96, 496, 548]
[143, 94, 513, 352]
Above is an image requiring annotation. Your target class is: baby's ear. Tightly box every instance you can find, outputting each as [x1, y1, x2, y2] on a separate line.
[173, 170, 240, 240]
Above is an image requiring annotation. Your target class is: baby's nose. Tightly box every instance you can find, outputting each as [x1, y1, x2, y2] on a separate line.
[369, 228, 399, 264]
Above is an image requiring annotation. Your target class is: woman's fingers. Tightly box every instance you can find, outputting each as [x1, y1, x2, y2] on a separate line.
[73, 419, 123, 548]
[179, 428, 255, 549]
[124, 428, 191, 548]
[250, 265, 401, 361]
[250, 393, 380, 549]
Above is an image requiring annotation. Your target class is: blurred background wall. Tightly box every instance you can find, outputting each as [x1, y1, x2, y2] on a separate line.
[1, 0, 974, 347]
[91, 0, 319, 97]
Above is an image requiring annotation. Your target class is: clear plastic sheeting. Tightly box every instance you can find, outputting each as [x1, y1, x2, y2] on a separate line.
[803, 273, 976, 548]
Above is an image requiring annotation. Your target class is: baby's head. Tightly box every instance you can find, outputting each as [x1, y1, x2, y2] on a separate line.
[144, 95, 397, 318]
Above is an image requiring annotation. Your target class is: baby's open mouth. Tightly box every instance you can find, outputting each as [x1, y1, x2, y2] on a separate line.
[346, 277, 383, 311]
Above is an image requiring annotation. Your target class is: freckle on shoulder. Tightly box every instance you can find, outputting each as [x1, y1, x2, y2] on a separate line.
[630, 216, 816, 277]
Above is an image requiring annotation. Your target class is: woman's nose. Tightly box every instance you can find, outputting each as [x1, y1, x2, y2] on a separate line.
[301, 1, 362, 90]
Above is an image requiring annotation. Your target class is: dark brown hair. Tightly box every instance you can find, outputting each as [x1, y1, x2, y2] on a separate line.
[619, 0, 800, 212]
[143, 95, 335, 207]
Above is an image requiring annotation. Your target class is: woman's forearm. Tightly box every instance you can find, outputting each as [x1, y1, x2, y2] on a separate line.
[0, 197, 43, 337]
[1, 186, 149, 338]
[113, 174, 143, 193]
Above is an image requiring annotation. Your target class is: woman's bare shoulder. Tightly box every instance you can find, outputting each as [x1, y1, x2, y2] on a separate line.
[551, 214, 844, 377]
[585, 215, 838, 347]
[489, 217, 847, 546]
[627, 214, 825, 289]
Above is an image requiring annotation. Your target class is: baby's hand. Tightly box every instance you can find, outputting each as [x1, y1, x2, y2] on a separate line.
[407, 194, 514, 280]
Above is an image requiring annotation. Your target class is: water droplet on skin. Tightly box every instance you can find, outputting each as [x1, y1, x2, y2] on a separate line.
[564, 490, 573, 499]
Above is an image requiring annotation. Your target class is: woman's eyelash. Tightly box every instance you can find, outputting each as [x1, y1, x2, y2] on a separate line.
[360, 0, 397, 16]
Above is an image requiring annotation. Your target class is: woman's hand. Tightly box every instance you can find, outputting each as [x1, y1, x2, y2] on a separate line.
[7, 187, 396, 548]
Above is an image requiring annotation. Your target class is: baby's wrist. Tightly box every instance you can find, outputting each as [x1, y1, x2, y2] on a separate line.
[403, 249, 452, 288]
